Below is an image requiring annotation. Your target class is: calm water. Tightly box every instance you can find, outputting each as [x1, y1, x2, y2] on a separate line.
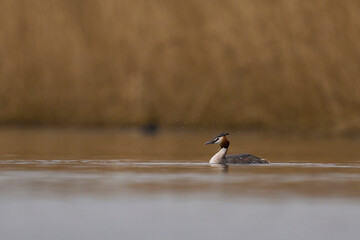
[1, 128, 360, 240]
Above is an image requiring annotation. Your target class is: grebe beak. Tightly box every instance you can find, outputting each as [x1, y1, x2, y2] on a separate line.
[204, 140, 215, 145]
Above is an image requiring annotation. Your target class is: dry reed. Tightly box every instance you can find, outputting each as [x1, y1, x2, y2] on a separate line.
[0, 0, 360, 133]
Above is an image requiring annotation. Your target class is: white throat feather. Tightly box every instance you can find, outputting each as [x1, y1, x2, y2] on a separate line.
[209, 147, 228, 164]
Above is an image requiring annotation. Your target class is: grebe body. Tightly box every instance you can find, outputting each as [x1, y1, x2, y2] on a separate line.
[205, 132, 269, 164]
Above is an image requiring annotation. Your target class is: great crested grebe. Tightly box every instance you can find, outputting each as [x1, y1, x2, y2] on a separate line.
[205, 132, 269, 164]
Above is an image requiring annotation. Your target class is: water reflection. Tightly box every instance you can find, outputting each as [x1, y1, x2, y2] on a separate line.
[1, 160, 360, 198]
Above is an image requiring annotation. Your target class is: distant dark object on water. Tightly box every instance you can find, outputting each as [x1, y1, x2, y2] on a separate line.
[141, 122, 159, 135]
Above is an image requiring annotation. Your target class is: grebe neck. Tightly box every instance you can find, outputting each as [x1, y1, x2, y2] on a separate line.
[209, 147, 228, 164]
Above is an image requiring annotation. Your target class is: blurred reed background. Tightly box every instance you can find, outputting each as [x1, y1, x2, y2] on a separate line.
[0, 0, 359, 134]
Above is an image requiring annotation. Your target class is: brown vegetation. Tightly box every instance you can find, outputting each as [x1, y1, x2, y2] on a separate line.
[0, 0, 360, 133]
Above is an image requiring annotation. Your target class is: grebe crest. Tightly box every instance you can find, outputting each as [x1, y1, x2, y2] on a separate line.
[204, 132, 269, 165]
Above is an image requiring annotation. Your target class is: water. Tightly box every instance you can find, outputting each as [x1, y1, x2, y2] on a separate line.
[1, 128, 360, 240]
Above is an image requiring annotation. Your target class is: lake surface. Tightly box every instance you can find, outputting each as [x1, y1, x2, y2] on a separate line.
[1, 128, 360, 240]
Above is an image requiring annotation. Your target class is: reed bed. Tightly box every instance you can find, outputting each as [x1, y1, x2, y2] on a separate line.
[0, 0, 359, 133]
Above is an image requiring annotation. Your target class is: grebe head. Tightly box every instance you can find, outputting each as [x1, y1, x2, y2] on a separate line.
[204, 132, 230, 148]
